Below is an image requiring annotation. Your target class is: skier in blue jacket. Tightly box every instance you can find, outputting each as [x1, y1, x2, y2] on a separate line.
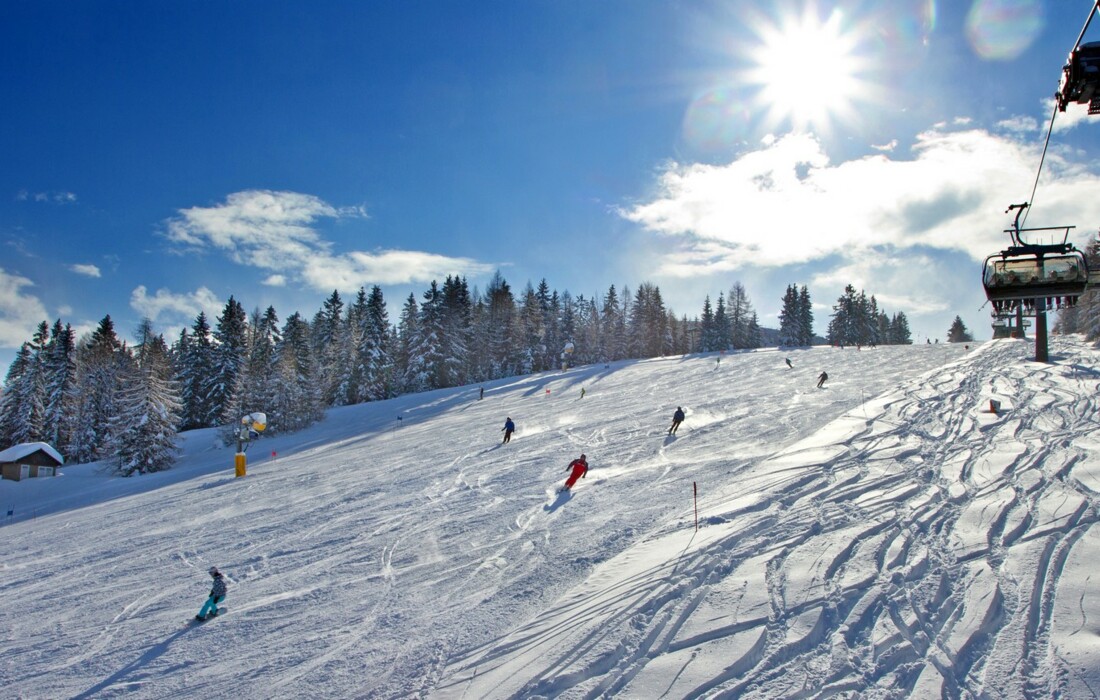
[502, 417, 515, 444]
[196, 567, 227, 621]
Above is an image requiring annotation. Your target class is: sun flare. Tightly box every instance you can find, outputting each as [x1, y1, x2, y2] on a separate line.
[745, 6, 869, 134]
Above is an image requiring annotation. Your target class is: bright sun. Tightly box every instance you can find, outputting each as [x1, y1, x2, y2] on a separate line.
[745, 6, 868, 134]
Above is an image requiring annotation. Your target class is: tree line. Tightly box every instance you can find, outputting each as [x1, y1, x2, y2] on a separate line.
[0, 273, 916, 474]
[1054, 234, 1100, 342]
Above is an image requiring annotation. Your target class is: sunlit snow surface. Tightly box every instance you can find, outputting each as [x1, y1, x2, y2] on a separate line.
[3, 338, 1100, 699]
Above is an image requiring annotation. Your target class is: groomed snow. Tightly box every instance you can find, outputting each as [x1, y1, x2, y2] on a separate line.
[2, 338, 1100, 698]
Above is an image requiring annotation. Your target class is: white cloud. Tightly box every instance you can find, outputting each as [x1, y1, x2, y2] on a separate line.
[165, 189, 494, 291]
[0, 268, 50, 348]
[996, 116, 1038, 133]
[130, 285, 222, 325]
[620, 127, 1100, 277]
[1050, 99, 1094, 133]
[871, 140, 898, 152]
[810, 251, 951, 316]
[70, 263, 101, 278]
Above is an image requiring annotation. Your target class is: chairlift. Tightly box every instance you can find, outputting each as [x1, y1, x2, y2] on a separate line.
[1056, 1, 1100, 114]
[980, 203, 1091, 310]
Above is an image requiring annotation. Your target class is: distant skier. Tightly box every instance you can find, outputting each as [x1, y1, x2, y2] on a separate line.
[196, 567, 227, 621]
[502, 417, 515, 444]
[668, 406, 685, 435]
[817, 371, 828, 388]
[561, 454, 589, 492]
[479, 386, 484, 400]
[580, 387, 586, 399]
[785, 357, 793, 369]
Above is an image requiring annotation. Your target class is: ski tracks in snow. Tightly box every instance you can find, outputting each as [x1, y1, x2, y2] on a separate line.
[436, 339, 1100, 699]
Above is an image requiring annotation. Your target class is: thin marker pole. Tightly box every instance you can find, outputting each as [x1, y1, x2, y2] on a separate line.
[694, 482, 698, 532]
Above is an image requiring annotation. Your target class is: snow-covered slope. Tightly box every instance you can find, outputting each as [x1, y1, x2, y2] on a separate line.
[3, 339, 1100, 699]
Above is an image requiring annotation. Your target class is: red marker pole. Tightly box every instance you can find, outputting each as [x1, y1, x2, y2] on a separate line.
[694, 482, 698, 532]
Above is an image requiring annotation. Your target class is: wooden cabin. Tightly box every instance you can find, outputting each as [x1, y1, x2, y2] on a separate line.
[0, 442, 64, 481]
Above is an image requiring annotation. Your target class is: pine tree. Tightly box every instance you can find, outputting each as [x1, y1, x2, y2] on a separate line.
[398, 293, 430, 392]
[70, 315, 127, 464]
[485, 271, 518, 377]
[778, 285, 800, 347]
[727, 283, 757, 349]
[362, 285, 393, 401]
[798, 286, 815, 346]
[441, 276, 473, 386]
[311, 290, 346, 406]
[947, 316, 974, 343]
[233, 306, 281, 420]
[177, 312, 215, 430]
[209, 297, 248, 425]
[700, 296, 716, 351]
[0, 344, 34, 449]
[111, 321, 181, 475]
[271, 312, 323, 433]
[890, 312, 913, 344]
[712, 293, 730, 352]
[601, 285, 628, 362]
[516, 282, 542, 374]
[43, 320, 77, 452]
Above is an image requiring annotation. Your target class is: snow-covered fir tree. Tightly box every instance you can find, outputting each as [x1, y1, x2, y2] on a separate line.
[43, 320, 77, 452]
[70, 316, 127, 464]
[271, 311, 323, 433]
[110, 320, 181, 476]
[176, 312, 215, 430]
[311, 290, 346, 406]
[209, 297, 248, 426]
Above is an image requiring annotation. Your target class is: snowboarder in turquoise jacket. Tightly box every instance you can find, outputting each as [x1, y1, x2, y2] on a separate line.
[196, 567, 227, 621]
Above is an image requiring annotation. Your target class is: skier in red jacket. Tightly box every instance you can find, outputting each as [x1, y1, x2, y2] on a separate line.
[562, 454, 589, 492]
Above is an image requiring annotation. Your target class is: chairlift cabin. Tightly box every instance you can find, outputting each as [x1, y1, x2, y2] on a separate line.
[1057, 41, 1100, 114]
[981, 203, 1097, 362]
[1056, 1, 1100, 114]
[982, 248, 1090, 314]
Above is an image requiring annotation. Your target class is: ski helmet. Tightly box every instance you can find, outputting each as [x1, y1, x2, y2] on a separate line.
[580, 454, 586, 460]
[209, 566, 219, 575]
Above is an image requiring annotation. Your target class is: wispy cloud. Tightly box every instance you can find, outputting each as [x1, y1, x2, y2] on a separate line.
[165, 190, 493, 290]
[16, 190, 77, 204]
[70, 263, 101, 278]
[0, 268, 50, 348]
[995, 115, 1038, 133]
[130, 285, 222, 326]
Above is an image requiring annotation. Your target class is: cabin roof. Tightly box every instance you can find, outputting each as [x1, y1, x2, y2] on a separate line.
[0, 442, 64, 465]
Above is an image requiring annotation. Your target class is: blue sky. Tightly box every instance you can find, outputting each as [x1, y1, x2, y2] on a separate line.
[2, 0, 1099, 367]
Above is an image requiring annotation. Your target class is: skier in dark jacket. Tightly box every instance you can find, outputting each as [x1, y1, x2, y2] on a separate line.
[785, 357, 793, 369]
[668, 407, 685, 435]
[196, 567, 227, 621]
[817, 371, 828, 388]
[562, 454, 589, 491]
[502, 417, 515, 444]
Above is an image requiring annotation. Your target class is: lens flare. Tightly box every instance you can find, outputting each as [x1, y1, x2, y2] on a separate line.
[965, 0, 1044, 61]
[682, 87, 753, 152]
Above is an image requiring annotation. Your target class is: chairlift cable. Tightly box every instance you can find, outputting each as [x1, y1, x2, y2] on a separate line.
[1024, 0, 1100, 228]
[1020, 100, 1059, 229]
